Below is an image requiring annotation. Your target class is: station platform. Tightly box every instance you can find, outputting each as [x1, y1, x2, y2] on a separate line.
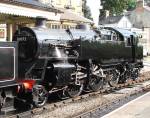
[102, 92, 150, 118]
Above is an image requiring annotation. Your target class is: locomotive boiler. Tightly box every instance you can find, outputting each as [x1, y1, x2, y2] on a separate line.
[12, 18, 143, 108]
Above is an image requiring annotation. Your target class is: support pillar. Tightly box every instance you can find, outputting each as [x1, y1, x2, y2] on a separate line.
[7, 24, 13, 41]
[60, 21, 63, 29]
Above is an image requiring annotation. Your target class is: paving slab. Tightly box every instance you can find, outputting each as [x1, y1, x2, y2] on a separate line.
[102, 92, 150, 118]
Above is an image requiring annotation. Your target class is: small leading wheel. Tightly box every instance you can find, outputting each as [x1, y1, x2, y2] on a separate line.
[108, 69, 120, 87]
[65, 84, 84, 98]
[32, 85, 48, 107]
[56, 90, 68, 100]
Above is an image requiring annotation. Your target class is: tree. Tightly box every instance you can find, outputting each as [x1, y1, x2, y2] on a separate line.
[101, 0, 136, 16]
[127, 0, 136, 11]
[82, 0, 93, 20]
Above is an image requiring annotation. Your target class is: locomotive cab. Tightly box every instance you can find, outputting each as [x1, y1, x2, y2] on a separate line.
[0, 42, 19, 111]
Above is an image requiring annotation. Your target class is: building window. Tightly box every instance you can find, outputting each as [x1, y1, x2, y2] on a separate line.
[50, 24, 60, 29]
[52, 25, 54, 29]
[57, 25, 60, 29]
[46, 23, 60, 29]
[63, 25, 69, 29]
[0, 29, 5, 38]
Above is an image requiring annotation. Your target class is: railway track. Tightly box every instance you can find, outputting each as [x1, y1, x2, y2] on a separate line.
[74, 84, 150, 118]
[3, 71, 150, 118]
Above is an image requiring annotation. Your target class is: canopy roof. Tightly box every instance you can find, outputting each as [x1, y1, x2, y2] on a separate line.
[0, 0, 60, 12]
[0, 1, 61, 21]
[59, 8, 93, 24]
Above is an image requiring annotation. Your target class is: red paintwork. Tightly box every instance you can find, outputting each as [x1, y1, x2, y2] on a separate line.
[17, 80, 36, 90]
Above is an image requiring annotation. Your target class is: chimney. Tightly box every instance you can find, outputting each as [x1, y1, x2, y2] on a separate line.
[136, 0, 144, 12]
[35, 16, 47, 28]
[105, 10, 110, 18]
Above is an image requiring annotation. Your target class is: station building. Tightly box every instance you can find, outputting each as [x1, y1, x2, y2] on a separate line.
[38, 0, 93, 29]
[0, 0, 61, 41]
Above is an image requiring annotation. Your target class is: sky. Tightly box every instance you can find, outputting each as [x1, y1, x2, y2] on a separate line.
[87, 0, 101, 26]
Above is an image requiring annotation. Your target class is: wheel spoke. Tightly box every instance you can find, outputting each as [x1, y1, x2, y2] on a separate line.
[89, 76, 103, 91]
[65, 84, 84, 98]
[32, 85, 48, 107]
[89, 63, 104, 91]
[108, 69, 120, 87]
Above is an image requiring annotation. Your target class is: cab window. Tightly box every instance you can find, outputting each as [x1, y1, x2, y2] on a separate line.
[126, 38, 132, 46]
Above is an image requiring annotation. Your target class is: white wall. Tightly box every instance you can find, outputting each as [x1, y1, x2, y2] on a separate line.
[136, 28, 150, 54]
[131, 27, 150, 54]
[102, 16, 132, 29]
[144, 28, 150, 53]
[103, 23, 118, 27]
[117, 16, 132, 28]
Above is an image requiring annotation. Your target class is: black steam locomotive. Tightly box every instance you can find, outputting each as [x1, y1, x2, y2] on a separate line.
[0, 18, 143, 111]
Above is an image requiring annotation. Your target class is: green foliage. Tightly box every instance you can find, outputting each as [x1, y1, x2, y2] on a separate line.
[127, 0, 136, 11]
[101, 0, 136, 16]
[101, 0, 128, 15]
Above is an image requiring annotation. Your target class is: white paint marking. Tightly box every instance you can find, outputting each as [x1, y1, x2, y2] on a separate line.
[102, 91, 150, 118]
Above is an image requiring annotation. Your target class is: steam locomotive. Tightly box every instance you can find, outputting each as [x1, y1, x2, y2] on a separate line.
[0, 18, 143, 111]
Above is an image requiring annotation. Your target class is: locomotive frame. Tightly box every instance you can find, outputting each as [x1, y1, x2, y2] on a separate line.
[0, 18, 143, 111]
